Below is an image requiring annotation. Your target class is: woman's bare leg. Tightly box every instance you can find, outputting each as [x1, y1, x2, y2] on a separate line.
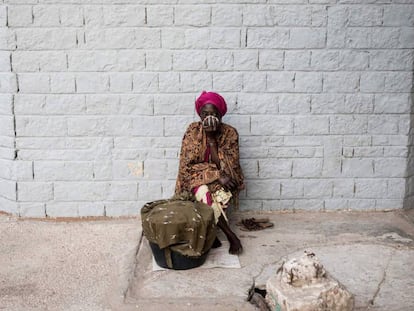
[217, 214, 242, 254]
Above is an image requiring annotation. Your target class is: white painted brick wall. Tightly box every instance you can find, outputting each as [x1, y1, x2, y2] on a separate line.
[0, 1, 413, 217]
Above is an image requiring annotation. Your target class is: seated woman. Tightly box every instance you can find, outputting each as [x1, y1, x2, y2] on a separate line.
[175, 91, 244, 255]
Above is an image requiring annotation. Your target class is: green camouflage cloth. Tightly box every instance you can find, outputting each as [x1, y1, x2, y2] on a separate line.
[141, 198, 216, 257]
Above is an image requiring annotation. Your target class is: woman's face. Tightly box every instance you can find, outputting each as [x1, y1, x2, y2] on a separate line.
[200, 104, 221, 132]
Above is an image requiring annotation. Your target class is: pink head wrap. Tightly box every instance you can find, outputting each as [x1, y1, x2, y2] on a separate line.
[195, 91, 227, 117]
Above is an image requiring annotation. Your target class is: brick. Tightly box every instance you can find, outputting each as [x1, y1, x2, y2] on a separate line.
[0, 197, 18, 215]
[303, 179, 333, 198]
[132, 73, 158, 93]
[16, 116, 67, 137]
[387, 178, 406, 199]
[311, 6, 328, 26]
[164, 115, 195, 136]
[368, 115, 399, 134]
[372, 28, 400, 48]
[147, 6, 174, 26]
[0, 116, 13, 136]
[0, 51, 10, 72]
[59, 6, 83, 26]
[236, 93, 278, 114]
[294, 72, 322, 93]
[105, 202, 141, 216]
[135, 28, 161, 48]
[292, 158, 323, 177]
[16, 28, 77, 50]
[284, 50, 311, 70]
[85, 28, 136, 49]
[184, 28, 210, 49]
[76, 73, 109, 93]
[68, 51, 118, 72]
[0, 6, 7, 27]
[374, 94, 410, 113]
[207, 50, 233, 71]
[45, 202, 78, 217]
[376, 199, 402, 210]
[251, 116, 292, 135]
[106, 182, 138, 200]
[338, 50, 369, 70]
[103, 5, 145, 26]
[0, 29, 16, 50]
[158, 72, 180, 93]
[243, 72, 266, 92]
[348, 6, 383, 26]
[213, 72, 243, 92]
[355, 179, 387, 199]
[289, 28, 326, 48]
[50, 73, 76, 94]
[267, 72, 295, 92]
[138, 181, 163, 201]
[173, 50, 207, 71]
[247, 180, 280, 199]
[323, 72, 359, 93]
[385, 72, 412, 92]
[258, 159, 292, 178]
[330, 116, 367, 134]
[370, 50, 413, 70]
[247, 28, 289, 48]
[162, 28, 185, 49]
[399, 27, 414, 48]
[8, 5, 33, 27]
[109, 73, 132, 93]
[146, 50, 172, 71]
[279, 94, 310, 114]
[383, 6, 414, 26]
[258, 50, 283, 70]
[175, 5, 211, 26]
[210, 28, 241, 48]
[119, 94, 153, 115]
[0, 73, 17, 93]
[311, 94, 345, 114]
[280, 180, 304, 199]
[19, 203, 46, 218]
[294, 116, 329, 135]
[333, 179, 354, 198]
[54, 182, 107, 201]
[0, 179, 16, 200]
[311, 50, 338, 70]
[374, 158, 406, 177]
[342, 159, 374, 177]
[130, 116, 163, 136]
[18, 182, 53, 202]
[153, 94, 194, 115]
[33, 5, 60, 26]
[34, 161, 93, 181]
[180, 72, 212, 92]
[85, 94, 119, 115]
[212, 5, 242, 26]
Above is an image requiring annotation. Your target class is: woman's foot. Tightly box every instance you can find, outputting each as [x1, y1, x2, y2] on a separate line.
[228, 234, 243, 255]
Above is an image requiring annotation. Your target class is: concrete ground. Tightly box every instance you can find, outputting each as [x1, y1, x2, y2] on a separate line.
[1, 209, 414, 311]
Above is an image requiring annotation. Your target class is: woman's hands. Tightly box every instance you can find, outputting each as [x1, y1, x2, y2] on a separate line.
[219, 175, 237, 191]
[202, 115, 220, 132]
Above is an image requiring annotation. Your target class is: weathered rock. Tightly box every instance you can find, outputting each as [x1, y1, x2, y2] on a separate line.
[266, 251, 354, 311]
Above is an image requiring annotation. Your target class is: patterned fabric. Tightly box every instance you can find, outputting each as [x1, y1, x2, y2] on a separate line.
[194, 185, 232, 223]
[175, 121, 244, 207]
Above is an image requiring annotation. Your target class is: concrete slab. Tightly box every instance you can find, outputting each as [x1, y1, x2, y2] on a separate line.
[1, 210, 414, 310]
[0, 215, 141, 311]
[127, 210, 414, 311]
